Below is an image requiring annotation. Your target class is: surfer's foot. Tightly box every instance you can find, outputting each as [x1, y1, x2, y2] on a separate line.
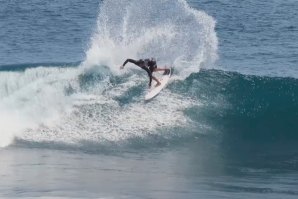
[155, 82, 161, 87]
[163, 69, 170, 75]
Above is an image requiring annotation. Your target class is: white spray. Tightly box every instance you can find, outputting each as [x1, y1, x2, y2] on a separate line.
[82, 0, 218, 78]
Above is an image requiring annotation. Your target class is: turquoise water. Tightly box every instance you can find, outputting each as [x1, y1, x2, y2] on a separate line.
[0, 0, 297, 198]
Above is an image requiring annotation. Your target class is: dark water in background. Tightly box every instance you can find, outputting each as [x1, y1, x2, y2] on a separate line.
[189, 0, 298, 77]
[0, 0, 298, 198]
[0, 0, 98, 65]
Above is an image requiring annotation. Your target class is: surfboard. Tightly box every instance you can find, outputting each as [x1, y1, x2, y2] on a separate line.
[145, 68, 172, 100]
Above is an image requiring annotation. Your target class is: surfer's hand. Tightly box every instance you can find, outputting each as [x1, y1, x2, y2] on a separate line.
[120, 65, 124, 70]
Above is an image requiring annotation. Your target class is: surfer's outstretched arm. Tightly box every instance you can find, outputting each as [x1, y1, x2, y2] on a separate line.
[121, 59, 139, 69]
[120, 58, 160, 87]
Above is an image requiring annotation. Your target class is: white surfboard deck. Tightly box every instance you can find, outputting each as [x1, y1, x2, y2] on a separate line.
[145, 68, 172, 101]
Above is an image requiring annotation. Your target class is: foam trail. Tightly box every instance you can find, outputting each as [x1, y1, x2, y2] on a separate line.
[83, 0, 218, 78]
[20, 84, 196, 145]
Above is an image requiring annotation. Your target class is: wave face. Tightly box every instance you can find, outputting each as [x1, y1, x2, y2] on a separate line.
[83, 0, 218, 78]
[173, 69, 298, 144]
[1, 65, 296, 151]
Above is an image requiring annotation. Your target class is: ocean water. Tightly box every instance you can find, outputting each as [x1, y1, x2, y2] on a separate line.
[0, 0, 297, 198]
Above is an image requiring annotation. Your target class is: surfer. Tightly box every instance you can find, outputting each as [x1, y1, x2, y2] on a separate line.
[120, 58, 170, 87]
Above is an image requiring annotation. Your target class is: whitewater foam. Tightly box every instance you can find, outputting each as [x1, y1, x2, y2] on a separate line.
[19, 78, 196, 146]
[0, 67, 79, 147]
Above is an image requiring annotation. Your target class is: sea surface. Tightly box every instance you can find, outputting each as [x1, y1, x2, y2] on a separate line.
[0, 0, 297, 198]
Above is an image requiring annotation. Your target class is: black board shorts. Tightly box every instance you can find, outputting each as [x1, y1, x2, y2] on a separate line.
[149, 65, 157, 73]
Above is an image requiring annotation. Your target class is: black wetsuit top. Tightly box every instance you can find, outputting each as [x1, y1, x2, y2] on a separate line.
[122, 58, 157, 86]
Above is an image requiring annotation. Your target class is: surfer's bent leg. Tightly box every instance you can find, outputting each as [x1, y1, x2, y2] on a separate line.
[154, 68, 167, 71]
[153, 67, 170, 75]
[148, 65, 161, 87]
[141, 66, 154, 87]
[152, 76, 161, 87]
